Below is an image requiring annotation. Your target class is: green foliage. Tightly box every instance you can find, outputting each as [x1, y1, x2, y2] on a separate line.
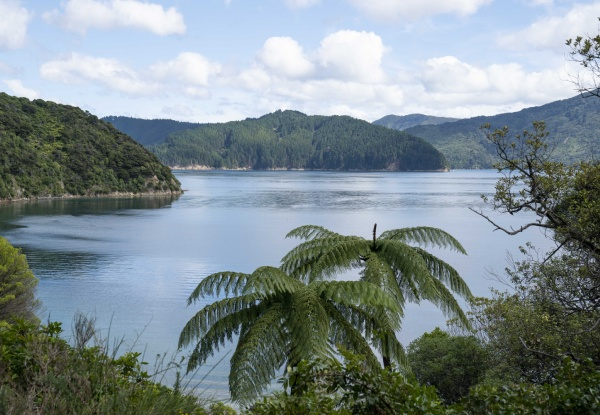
[0, 92, 181, 200]
[457, 358, 600, 415]
[0, 237, 38, 323]
[0, 319, 232, 415]
[394, 94, 600, 168]
[179, 265, 404, 404]
[407, 328, 488, 403]
[148, 110, 447, 171]
[246, 350, 447, 415]
[281, 224, 472, 366]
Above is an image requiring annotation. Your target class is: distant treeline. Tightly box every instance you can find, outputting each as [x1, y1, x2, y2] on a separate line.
[0, 93, 181, 201]
[375, 94, 600, 168]
[120, 110, 447, 171]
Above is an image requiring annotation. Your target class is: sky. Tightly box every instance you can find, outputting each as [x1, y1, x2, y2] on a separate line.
[0, 0, 599, 123]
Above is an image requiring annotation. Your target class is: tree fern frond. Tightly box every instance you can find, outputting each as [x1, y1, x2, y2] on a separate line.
[414, 248, 474, 300]
[287, 286, 333, 366]
[187, 271, 251, 305]
[179, 293, 262, 349]
[184, 302, 269, 372]
[229, 304, 289, 403]
[380, 226, 467, 254]
[362, 254, 407, 307]
[322, 302, 381, 370]
[243, 266, 304, 295]
[281, 236, 365, 281]
[426, 278, 472, 330]
[378, 240, 439, 300]
[313, 280, 402, 315]
[285, 224, 342, 241]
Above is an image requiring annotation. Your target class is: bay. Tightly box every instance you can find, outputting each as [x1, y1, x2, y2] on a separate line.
[0, 170, 553, 399]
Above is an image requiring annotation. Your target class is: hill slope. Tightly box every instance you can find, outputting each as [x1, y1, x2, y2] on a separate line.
[147, 110, 448, 171]
[385, 94, 600, 169]
[0, 93, 181, 201]
[102, 116, 202, 147]
[373, 114, 459, 131]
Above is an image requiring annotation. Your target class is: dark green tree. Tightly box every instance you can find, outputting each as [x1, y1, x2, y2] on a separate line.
[281, 224, 472, 367]
[178, 266, 404, 403]
[407, 327, 488, 403]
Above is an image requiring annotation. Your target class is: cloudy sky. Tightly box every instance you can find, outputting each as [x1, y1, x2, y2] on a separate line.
[0, 0, 598, 123]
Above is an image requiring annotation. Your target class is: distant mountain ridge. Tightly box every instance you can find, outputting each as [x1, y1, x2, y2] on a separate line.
[0, 93, 181, 201]
[374, 94, 600, 168]
[373, 114, 460, 131]
[136, 110, 448, 171]
[102, 116, 202, 147]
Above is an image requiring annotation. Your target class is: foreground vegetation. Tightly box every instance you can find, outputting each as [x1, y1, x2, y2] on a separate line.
[0, 93, 181, 201]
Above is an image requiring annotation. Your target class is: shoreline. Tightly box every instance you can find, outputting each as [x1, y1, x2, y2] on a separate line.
[171, 165, 451, 173]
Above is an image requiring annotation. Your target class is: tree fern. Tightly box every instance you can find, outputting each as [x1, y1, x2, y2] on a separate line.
[282, 223, 473, 366]
[179, 265, 403, 403]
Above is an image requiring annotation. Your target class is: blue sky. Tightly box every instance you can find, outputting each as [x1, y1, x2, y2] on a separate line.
[1, 0, 599, 123]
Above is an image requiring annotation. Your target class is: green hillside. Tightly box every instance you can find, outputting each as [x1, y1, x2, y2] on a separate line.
[393, 94, 600, 169]
[147, 110, 448, 171]
[0, 93, 181, 201]
[102, 116, 202, 147]
[373, 114, 459, 131]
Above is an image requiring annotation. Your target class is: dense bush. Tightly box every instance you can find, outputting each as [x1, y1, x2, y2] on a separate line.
[0, 319, 236, 415]
[407, 328, 488, 403]
[0, 237, 38, 323]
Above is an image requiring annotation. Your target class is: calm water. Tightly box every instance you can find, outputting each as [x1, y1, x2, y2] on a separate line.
[0, 170, 552, 399]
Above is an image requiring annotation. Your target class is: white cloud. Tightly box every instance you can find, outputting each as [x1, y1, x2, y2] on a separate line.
[346, 0, 491, 21]
[498, 2, 600, 51]
[40, 53, 161, 96]
[317, 30, 386, 83]
[0, 0, 30, 49]
[44, 0, 186, 36]
[3, 79, 38, 99]
[257, 37, 314, 78]
[151, 52, 221, 86]
[285, 0, 320, 9]
[415, 55, 573, 110]
[421, 56, 490, 93]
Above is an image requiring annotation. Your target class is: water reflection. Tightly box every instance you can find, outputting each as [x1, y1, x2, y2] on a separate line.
[0, 194, 180, 219]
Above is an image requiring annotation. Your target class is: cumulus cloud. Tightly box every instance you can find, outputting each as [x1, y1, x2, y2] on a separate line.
[317, 30, 386, 83]
[257, 37, 314, 78]
[151, 52, 221, 86]
[416, 55, 573, 108]
[43, 0, 186, 35]
[498, 2, 600, 51]
[346, 0, 491, 21]
[40, 53, 161, 95]
[0, 0, 30, 49]
[3, 79, 38, 99]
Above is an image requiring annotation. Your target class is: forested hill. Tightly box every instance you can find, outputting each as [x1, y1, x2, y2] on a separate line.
[146, 110, 448, 171]
[102, 116, 202, 147]
[373, 114, 460, 131]
[0, 93, 181, 201]
[384, 94, 600, 169]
